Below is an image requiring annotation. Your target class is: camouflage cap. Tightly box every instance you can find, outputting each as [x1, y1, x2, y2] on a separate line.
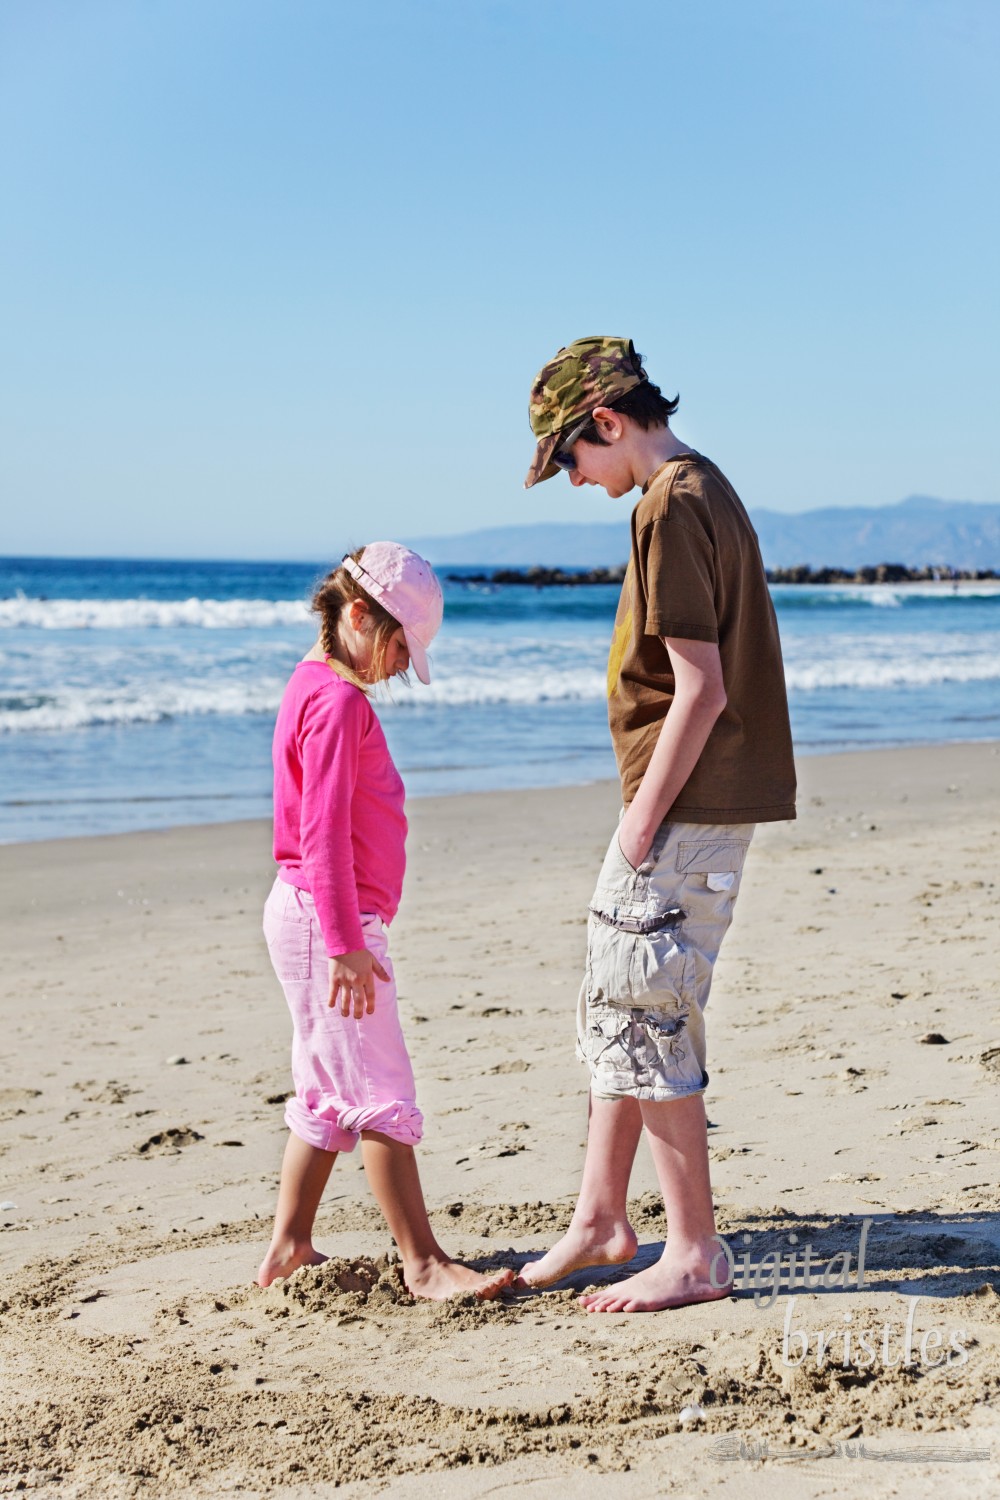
[524, 335, 647, 488]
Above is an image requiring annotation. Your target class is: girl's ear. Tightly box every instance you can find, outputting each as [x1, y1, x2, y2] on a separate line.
[346, 597, 370, 633]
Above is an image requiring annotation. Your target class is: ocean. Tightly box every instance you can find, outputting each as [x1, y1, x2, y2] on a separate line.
[1, 556, 998, 843]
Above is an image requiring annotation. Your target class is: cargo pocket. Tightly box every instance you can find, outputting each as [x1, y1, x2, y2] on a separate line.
[580, 994, 697, 1096]
[635, 922, 694, 1009]
[587, 905, 687, 1008]
[266, 915, 312, 982]
[587, 912, 637, 1006]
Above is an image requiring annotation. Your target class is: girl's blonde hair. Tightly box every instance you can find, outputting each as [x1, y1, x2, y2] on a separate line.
[311, 548, 404, 692]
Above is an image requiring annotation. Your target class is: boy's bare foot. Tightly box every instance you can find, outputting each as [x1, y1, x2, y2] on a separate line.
[256, 1240, 328, 1288]
[516, 1218, 639, 1289]
[404, 1257, 515, 1302]
[578, 1247, 732, 1313]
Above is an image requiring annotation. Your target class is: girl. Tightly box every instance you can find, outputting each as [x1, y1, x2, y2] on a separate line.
[256, 542, 513, 1301]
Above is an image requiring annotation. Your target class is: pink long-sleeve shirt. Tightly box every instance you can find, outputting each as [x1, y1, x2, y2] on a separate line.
[272, 662, 407, 957]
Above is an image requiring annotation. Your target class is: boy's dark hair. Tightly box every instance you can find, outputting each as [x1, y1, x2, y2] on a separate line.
[576, 351, 679, 446]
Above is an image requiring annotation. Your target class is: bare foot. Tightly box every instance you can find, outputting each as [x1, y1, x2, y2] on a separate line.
[404, 1257, 515, 1302]
[579, 1249, 732, 1313]
[516, 1218, 639, 1289]
[256, 1240, 328, 1288]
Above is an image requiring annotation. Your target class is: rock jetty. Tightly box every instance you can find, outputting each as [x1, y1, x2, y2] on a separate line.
[766, 563, 999, 584]
[449, 563, 999, 588]
[453, 566, 628, 587]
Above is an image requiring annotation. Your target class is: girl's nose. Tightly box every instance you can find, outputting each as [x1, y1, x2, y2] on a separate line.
[569, 469, 586, 487]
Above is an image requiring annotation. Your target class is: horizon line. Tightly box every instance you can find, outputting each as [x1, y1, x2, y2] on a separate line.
[3, 493, 999, 566]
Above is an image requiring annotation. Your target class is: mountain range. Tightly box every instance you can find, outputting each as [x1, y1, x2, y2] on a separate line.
[406, 496, 1000, 571]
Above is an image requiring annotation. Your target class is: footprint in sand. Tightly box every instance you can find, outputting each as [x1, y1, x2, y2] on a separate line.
[75, 1080, 134, 1105]
[136, 1127, 205, 1155]
[0, 1087, 41, 1122]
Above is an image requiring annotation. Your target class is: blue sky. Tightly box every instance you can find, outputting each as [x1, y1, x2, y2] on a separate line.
[2, 0, 997, 558]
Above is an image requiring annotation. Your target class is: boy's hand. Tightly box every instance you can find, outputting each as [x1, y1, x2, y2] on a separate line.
[617, 814, 653, 872]
[328, 950, 390, 1018]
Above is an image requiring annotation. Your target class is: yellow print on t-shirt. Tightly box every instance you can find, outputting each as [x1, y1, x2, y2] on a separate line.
[607, 606, 633, 698]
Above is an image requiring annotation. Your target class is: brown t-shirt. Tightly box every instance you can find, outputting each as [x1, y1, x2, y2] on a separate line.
[607, 451, 796, 822]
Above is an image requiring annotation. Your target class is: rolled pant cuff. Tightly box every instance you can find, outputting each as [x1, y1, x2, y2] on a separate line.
[284, 1099, 360, 1154]
[341, 1101, 424, 1145]
[284, 1097, 424, 1153]
[591, 1076, 709, 1103]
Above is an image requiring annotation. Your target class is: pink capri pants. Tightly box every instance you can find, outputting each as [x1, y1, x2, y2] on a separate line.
[263, 877, 423, 1152]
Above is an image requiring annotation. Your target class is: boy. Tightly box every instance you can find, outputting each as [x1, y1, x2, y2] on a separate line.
[518, 336, 795, 1312]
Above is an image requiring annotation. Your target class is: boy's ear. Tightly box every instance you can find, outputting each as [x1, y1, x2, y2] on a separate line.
[591, 405, 625, 441]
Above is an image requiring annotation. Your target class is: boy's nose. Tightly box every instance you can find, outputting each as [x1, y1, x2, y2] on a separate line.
[569, 469, 586, 487]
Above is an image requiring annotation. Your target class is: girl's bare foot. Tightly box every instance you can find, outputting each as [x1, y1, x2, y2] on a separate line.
[579, 1246, 732, 1313]
[403, 1257, 515, 1302]
[516, 1217, 638, 1289]
[256, 1240, 328, 1288]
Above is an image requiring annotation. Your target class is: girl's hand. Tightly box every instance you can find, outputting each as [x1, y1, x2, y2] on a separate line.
[328, 950, 390, 1018]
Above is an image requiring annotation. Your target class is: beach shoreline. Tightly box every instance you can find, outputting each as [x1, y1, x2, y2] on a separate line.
[2, 740, 998, 1495]
[5, 734, 1000, 850]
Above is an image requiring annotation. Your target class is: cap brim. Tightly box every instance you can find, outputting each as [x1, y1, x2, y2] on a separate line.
[523, 431, 563, 489]
[403, 628, 431, 685]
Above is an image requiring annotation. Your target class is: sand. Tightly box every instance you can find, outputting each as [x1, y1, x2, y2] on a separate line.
[1, 741, 998, 1497]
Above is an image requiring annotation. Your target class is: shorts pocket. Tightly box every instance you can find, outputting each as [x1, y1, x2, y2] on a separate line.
[266, 915, 312, 982]
[612, 834, 640, 874]
[676, 839, 749, 875]
[594, 830, 638, 893]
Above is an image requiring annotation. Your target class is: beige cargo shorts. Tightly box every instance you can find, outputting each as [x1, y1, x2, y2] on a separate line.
[577, 816, 755, 1101]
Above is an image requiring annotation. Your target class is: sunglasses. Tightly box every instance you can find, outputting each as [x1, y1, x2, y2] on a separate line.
[551, 413, 594, 471]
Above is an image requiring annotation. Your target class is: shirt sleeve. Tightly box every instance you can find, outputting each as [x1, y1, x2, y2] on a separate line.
[299, 685, 367, 957]
[637, 514, 719, 643]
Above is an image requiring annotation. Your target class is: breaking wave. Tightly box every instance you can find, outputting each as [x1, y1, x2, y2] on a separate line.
[3, 651, 1000, 732]
[2, 581, 998, 632]
[784, 655, 1000, 691]
[0, 669, 610, 731]
[0, 679, 288, 732]
[0, 596, 310, 629]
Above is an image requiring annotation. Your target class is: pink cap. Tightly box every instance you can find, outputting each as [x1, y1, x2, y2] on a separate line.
[342, 542, 444, 684]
